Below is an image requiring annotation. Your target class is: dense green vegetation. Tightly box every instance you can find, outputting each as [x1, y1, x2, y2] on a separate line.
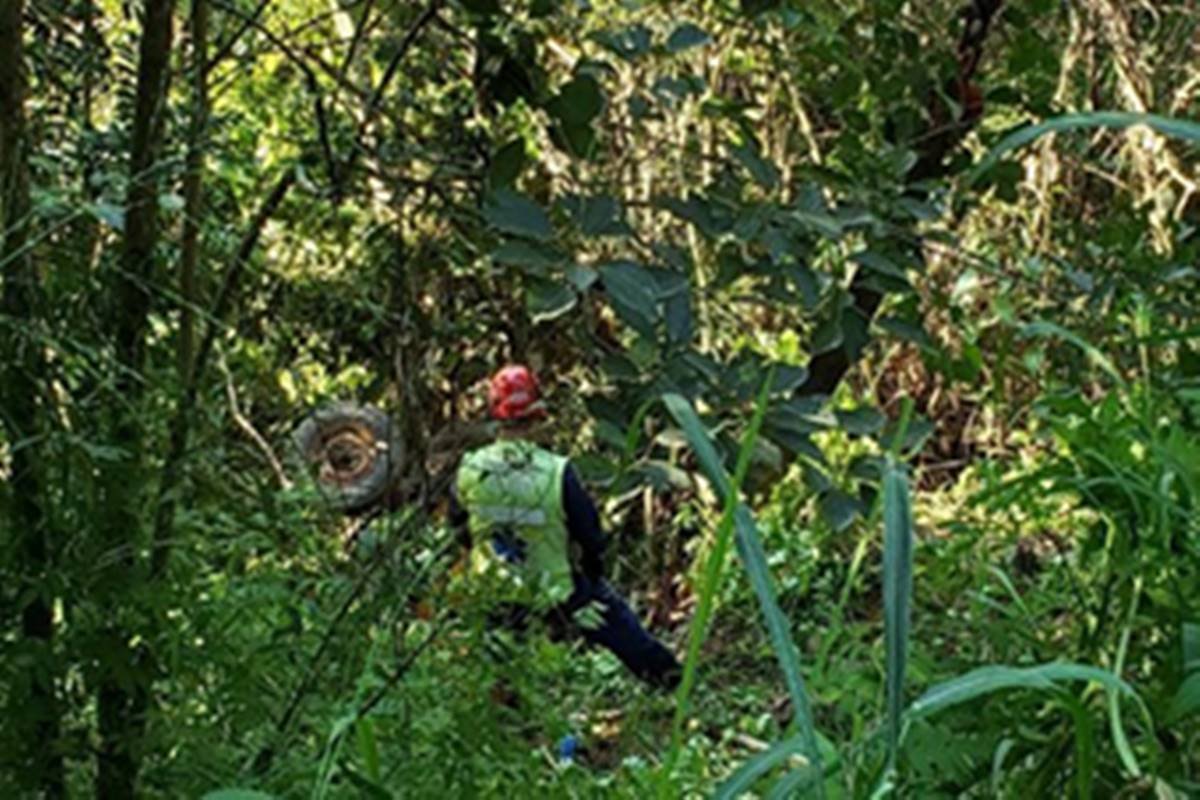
[1, 0, 1198, 797]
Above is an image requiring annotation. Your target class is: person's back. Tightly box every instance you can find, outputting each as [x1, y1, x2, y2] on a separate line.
[451, 365, 681, 690]
[456, 437, 573, 609]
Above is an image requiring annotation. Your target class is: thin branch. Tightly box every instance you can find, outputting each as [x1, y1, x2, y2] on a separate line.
[217, 349, 291, 489]
[339, 0, 377, 76]
[179, 0, 210, 384]
[150, 169, 296, 579]
[210, 0, 370, 102]
[207, 0, 272, 70]
[364, 0, 444, 118]
[337, 0, 444, 190]
[356, 620, 443, 719]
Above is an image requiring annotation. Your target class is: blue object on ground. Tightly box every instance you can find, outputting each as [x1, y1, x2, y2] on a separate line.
[557, 734, 579, 763]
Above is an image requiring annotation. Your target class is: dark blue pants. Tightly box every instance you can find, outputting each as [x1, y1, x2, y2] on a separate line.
[559, 575, 681, 690]
[487, 576, 681, 690]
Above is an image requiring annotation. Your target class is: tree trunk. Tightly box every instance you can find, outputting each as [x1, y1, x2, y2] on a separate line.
[0, 1, 65, 796]
[96, 0, 176, 796]
[179, 0, 209, 383]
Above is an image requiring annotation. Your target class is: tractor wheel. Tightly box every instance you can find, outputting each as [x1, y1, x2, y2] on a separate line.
[290, 402, 403, 514]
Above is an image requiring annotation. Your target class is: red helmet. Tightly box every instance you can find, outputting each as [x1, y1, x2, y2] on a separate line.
[488, 365, 547, 421]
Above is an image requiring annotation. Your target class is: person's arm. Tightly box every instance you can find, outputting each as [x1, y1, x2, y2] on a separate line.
[562, 464, 607, 581]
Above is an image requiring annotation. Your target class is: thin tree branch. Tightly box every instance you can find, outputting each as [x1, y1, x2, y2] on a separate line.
[150, 169, 296, 579]
[364, 0, 444, 118]
[338, 0, 444, 190]
[179, 0, 210, 384]
[210, 0, 371, 102]
[207, 0, 272, 70]
[217, 349, 292, 489]
[356, 620, 443, 719]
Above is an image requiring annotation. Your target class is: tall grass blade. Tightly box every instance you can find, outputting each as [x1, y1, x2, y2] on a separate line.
[909, 663, 1145, 716]
[1109, 579, 1143, 779]
[664, 375, 773, 771]
[713, 734, 811, 800]
[665, 387, 824, 797]
[1063, 694, 1097, 800]
[907, 662, 1152, 778]
[969, 112, 1200, 186]
[1020, 321, 1127, 390]
[356, 718, 381, 784]
[730, 504, 823, 794]
[1165, 673, 1200, 724]
[882, 457, 914, 772]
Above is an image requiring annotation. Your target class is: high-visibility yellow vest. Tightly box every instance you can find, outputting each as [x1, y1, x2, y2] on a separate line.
[456, 439, 573, 608]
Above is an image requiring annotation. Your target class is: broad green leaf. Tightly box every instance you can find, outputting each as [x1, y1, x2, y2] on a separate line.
[159, 192, 185, 212]
[791, 209, 843, 239]
[488, 138, 527, 188]
[879, 416, 934, 454]
[785, 264, 821, 310]
[459, 0, 501, 14]
[742, 0, 782, 14]
[666, 23, 711, 53]
[835, 406, 886, 436]
[492, 240, 565, 270]
[88, 201, 125, 231]
[660, 194, 735, 237]
[883, 457, 914, 771]
[592, 25, 652, 61]
[876, 316, 933, 348]
[653, 75, 704, 104]
[526, 279, 577, 323]
[566, 264, 599, 291]
[714, 734, 811, 800]
[599, 261, 660, 336]
[1166, 672, 1200, 724]
[770, 365, 809, 394]
[482, 189, 553, 241]
[665, 292, 693, 344]
[562, 193, 629, 235]
[573, 454, 618, 485]
[637, 459, 692, 491]
[811, 314, 843, 354]
[802, 464, 833, 494]
[733, 141, 780, 189]
[851, 250, 907, 280]
[844, 458, 883, 488]
[819, 489, 860, 532]
[553, 120, 598, 159]
[628, 94, 652, 119]
[548, 75, 605, 126]
[766, 397, 835, 435]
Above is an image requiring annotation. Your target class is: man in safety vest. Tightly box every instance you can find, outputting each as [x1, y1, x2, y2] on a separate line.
[451, 364, 682, 690]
